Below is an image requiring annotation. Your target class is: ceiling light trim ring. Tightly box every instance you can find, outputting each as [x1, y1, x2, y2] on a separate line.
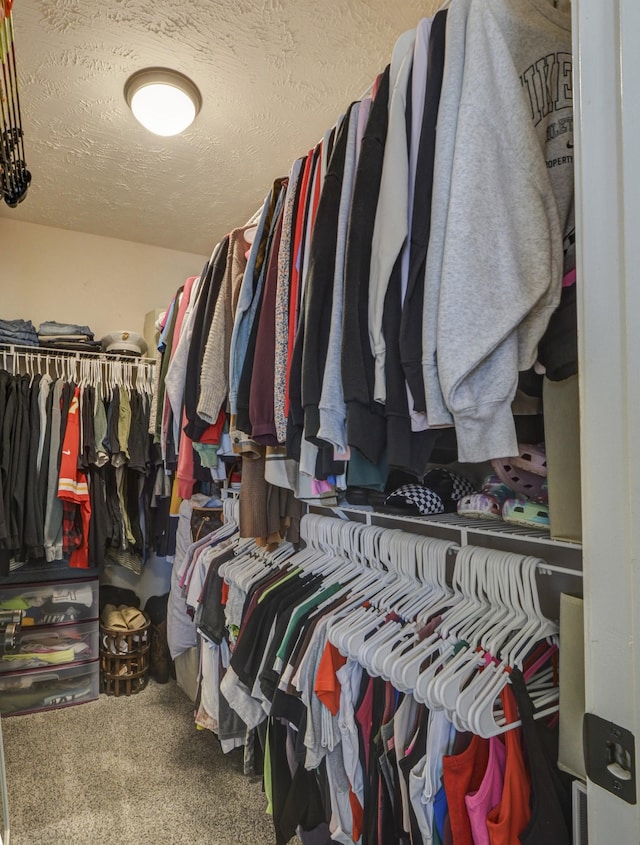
[124, 67, 202, 115]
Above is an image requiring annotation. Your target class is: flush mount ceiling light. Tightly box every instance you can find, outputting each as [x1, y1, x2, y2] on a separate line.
[124, 68, 202, 137]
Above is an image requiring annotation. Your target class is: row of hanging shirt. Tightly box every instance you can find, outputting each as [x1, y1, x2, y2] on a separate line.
[0, 347, 160, 574]
[152, 0, 575, 528]
[169, 506, 572, 845]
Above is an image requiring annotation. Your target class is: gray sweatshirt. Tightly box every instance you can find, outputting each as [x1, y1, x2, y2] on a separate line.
[197, 229, 249, 424]
[434, 0, 573, 462]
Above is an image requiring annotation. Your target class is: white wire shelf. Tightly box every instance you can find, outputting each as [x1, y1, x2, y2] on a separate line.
[0, 341, 157, 365]
[311, 503, 582, 552]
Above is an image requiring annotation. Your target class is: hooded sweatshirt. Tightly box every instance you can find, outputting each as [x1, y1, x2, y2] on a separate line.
[435, 0, 573, 462]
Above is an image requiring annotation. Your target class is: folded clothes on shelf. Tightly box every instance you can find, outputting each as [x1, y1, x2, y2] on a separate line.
[38, 338, 103, 352]
[0, 317, 37, 334]
[0, 317, 39, 346]
[38, 334, 92, 342]
[0, 330, 38, 342]
[37, 321, 95, 338]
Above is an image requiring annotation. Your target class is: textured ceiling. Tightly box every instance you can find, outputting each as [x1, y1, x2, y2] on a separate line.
[0, 0, 439, 255]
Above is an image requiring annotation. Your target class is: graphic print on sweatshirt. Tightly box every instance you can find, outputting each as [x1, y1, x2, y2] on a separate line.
[520, 51, 573, 170]
[519, 45, 575, 274]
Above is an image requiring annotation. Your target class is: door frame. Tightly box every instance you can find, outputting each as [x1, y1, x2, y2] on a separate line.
[574, 0, 640, 837]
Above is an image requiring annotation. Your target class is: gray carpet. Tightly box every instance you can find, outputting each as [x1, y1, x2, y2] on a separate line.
[2, 680, 282, 845]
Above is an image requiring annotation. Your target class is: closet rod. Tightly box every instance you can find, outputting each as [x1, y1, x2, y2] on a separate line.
[312, 74, 378, 148]
[356, 77, 375, 102]
[445, 545, 582, 579]
[242, 205, 263, 228]
[422, 545, 581, 579]
[0, 341, 158, 365]
[536, 563, 583, 578]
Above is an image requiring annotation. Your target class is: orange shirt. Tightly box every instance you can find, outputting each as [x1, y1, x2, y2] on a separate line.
[487, 687, 531, 845]
[315, 639, 346, 716]
[57, 388, 91, 569]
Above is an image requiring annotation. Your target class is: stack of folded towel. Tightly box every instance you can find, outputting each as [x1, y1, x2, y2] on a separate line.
[0, 317, 39, 347]
[38, 320, 102, 352]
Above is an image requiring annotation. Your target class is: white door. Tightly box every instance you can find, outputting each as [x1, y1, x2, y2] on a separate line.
[575, 0, 640, 838]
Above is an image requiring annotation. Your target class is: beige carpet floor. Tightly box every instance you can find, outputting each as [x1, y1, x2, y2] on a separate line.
[1, 679, 282, 845]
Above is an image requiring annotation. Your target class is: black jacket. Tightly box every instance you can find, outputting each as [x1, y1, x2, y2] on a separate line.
[183, 236, 230, 441]
[341, 67, 391, 465]
[24, 373, 44, 558]
[400, 10, 448, 412]
[301, 105, 355, 443]
[286, 145, 321, 460]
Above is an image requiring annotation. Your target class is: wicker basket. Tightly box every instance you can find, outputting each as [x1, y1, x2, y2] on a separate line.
[100, 614, 150, 697]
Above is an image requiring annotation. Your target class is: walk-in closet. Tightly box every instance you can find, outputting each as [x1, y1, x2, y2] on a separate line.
[0, 0, 636, 843]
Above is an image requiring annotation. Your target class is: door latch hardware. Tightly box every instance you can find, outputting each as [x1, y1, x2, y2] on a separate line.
[584, 713, 636, 804]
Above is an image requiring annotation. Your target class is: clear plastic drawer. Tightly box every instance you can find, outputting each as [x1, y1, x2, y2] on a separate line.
[0, 620, 99, 673]
[0, 660, 99, 715]
[0, 578, 98, 626]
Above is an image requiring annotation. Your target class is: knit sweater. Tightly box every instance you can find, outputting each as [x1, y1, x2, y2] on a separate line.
[197, 227, 250, 424]
[248, 210, 285, 444]
[274, 158, 305, 444]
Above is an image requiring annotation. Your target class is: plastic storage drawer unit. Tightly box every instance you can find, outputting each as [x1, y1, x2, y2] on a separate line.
[0, 621, 99, 673]
[0, 579, 99, 626]
[0, 660, 99, 716]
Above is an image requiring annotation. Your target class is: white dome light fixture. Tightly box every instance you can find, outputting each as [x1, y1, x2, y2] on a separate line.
[124, 68, 202, 137]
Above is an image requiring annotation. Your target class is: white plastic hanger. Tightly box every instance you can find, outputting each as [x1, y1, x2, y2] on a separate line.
[430, 549, 523, 713]
[366, 535, 449, 679]
[389, 544, 473, 693]
[415, 547, 494, 707]
[461, 556, 559, 736]
[449, 551, 537, 726]
[436, 552, 510, 713]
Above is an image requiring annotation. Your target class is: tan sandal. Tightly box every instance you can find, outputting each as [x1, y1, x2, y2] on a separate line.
[119, 606, 147, 630]
[99, 604, 115, 626]
[101, 604, 128, 630]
